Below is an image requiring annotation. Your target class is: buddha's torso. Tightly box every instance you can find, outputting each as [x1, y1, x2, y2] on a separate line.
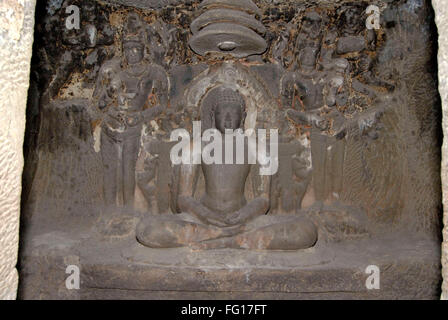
[200, 138, 252, 215]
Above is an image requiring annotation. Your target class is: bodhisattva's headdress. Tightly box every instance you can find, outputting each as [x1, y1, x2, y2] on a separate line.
[123, 12, 146, 47]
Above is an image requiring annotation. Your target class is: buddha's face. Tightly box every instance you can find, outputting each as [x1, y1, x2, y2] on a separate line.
[214, 102, 244, 133]
[124, 41, 144, 65]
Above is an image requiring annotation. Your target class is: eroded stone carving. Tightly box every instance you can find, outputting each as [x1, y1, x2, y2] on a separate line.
[19, 0, 442, 300]
[94, 14, 167, 208]
[189, 0, 267, 58]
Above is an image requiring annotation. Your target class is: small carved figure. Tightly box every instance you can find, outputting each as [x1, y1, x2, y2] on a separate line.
[298, 47, 326, 111]
[62, 1, 114, 49]
[336, 5, 377, 55]
[338, 5, 365, 36]
[281, 46, 326, 126]
[272, 26, 294, 68]
[354, 54, 395, 93]
[296, 10, 326, 52]
[291, 150, 312, 210]
[270, 142, 312, 214]
[284, 43, 350, 203]
[39, 1, 115, 103]
[137, 153, 160, 213]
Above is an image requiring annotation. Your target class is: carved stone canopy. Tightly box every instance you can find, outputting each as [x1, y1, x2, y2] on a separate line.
[189, 0, 267, 58]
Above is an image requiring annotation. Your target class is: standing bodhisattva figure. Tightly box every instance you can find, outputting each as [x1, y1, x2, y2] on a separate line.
[96, 15, 167, 208]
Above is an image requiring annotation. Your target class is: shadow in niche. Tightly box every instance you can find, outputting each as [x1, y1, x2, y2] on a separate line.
[421, 0, 443, 297]
[20, 0, 46, 220]
[428, 0, 444, 242]
[16, 0, 444, 300]
[17, 0, 48, 299]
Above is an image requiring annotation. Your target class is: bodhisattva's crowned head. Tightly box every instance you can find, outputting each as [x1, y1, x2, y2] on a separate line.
[122, 13, 145, 65]
[123, 38, 144, 65]
[213, 88, 246, 133]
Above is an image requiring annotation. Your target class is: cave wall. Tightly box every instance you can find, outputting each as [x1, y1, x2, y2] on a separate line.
[0, 0, 36, 300]
[0, 0, 444, 300]
[432, 0, 448, 300]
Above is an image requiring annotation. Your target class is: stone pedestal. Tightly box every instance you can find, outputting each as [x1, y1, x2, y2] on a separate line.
[20, 227, 440, 300]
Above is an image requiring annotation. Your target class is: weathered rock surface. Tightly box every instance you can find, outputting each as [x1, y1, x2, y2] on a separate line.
[432, 0, 448, 300]
[17, 0, 444, 300]
[0, 0, 36, 300]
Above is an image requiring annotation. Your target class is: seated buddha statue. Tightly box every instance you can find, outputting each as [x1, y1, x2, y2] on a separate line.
[136, 87, 318, 250]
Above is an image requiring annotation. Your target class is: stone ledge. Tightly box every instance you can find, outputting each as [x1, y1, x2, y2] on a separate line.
[19, 230, 441, 299]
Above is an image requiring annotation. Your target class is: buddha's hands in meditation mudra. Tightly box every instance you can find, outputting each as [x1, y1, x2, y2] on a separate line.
[177, 191, 270, 229]
[136, 87, 318, 250]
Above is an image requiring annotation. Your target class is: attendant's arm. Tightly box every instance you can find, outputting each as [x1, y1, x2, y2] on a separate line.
[142, 105, 163, 121]
[286, 109, 327, 130]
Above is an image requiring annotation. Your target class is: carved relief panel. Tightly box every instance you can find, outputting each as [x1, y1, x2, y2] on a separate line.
[20, 0, 442, 299]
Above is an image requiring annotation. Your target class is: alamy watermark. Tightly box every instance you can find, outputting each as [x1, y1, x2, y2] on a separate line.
[65, 5, 80, 30]
[366, 4, 387, 30]
[65, 3, 384, 32]
[170, 122, 279, 176]
[365, 265, 380, 290]
[65, 265, 80, 290]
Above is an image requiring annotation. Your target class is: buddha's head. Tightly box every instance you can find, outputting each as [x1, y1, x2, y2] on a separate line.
[212, 88, 246, 134]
